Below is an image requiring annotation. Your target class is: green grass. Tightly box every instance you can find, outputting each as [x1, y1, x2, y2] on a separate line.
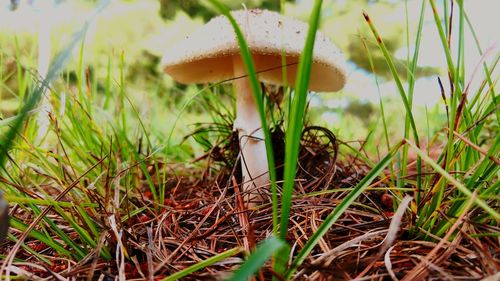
[227, 236, 288, 281]
[0, 0, 498, 280]
[163, 247, 241, 281]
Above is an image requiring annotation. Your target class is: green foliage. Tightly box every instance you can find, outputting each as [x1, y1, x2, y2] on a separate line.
[321, 0, 438, 80]
[163, 247, 241, 281]
[364, 0, 499, 238]
[160, 0, 293, 21]
[227, 236, 287, 281]
[286, 141, 404, 278]
[0, 0, 497, 280]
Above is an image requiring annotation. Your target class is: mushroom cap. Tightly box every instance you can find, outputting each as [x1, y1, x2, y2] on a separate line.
[161, 9, 347, 92]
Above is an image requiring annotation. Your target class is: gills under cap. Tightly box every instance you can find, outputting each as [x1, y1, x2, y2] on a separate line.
[162, 9, 347, 92]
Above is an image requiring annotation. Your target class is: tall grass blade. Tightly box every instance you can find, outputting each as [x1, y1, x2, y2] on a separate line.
[405, 0, 427, 202]
[430, 0, 456, 80]
[360, 34, 393, 183]
[362, 12, 419, 145]
[275, 1, 324, 277]
[281, 0, 323, 239]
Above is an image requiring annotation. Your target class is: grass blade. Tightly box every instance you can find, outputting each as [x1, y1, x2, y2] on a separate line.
[281, 0, 323, 239]
[276, 1, 324, 277]
[286, 141, 404, 279]
[429, 0, 457, 81]
[0, 0, 110, 168]
[406, 140, 499, 220]
[9, 218, 73, 258]
[362, 12, 419, 145]
[405, 0, 427, 201]
[227, 236, 287, 281]
[163, 247, 241, 281]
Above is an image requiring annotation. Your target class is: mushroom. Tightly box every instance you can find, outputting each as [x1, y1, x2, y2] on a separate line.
[161, 9, 346, 205]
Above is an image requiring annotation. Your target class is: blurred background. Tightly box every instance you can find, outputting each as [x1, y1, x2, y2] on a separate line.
[0, 0, 498, 156]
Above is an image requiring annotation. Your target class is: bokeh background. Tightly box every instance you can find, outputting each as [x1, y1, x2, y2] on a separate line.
[1, 0, 498, 156]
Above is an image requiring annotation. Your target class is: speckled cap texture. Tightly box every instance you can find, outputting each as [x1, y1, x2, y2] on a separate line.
[162, 9, 347, 92]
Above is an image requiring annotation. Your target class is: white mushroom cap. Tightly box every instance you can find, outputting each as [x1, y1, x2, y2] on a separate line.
[162, 9, 347, 92]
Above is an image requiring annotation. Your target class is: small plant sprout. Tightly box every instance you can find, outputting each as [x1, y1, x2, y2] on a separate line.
[161, 9, 346, 205]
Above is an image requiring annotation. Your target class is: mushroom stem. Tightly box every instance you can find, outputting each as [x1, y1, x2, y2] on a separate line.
[232, 55, 269, 206]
